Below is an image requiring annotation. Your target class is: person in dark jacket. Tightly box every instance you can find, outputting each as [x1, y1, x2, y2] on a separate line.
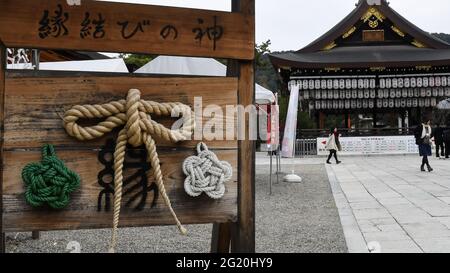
[444, 127, 450, 159]
[434, 124, 445, 158]
[414, 119, 433, 172]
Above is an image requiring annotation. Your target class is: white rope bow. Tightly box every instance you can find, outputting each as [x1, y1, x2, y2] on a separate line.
[182, 142, 232, 199]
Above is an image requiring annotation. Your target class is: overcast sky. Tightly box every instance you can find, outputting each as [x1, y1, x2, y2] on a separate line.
[103, 0, 450, 52]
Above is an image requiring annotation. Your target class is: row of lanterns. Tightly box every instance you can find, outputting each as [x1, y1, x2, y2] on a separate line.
[302, 87, 450, 100]
[312, 98, 438, 110]
[294, 75, 450, 90]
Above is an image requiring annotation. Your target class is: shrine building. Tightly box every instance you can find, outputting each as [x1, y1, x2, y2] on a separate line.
[270, 0, 450, 132]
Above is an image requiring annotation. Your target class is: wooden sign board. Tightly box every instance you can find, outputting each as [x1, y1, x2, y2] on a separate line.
[0, 0, 254, 60]
[0, 0, 255, 253]
[2, 73, 238, 232]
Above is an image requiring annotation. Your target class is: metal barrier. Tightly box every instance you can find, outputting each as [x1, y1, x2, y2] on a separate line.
[295, 139, 317, 157]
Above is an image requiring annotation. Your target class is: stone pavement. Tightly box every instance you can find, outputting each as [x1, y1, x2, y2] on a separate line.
[257, 152, 450, 253]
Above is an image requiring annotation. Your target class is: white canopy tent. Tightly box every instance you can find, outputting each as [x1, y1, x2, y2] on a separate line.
[7, 58, 129, 73]
[135, 56, 275, 105]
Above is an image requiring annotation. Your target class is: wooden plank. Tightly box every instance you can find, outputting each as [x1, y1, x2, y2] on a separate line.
[211, 222, 231, 253]
[0, 41, 5, 253]
[3, 149, 237, 232]
[0, 0, 254, 60]
[231, 0, 256, 253]
[4, 76, 238, 150]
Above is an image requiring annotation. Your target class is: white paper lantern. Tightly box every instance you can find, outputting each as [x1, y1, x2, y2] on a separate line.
[435, 76, 441, 87]
[402, 89, 408, 98]
[357, 90, 363, 99]
[386, 78, 392, 88]
[322, 101, 327, 109]
[346, 90, 352, 99]
[432, 88, 438, 97]
[328, 90, 334, 99]
[429, 77, 435, 87]
[438, 87, 444, 97]
[333, 100, 338, 109]
[351, 100, 357, 108]
[413, 99, 418, 107]
[362, 100, 368, 109]
[398, 78, 404, 88]
[339, 79, 345, 89]
[364, 79, 369, 89]
[414, 88, 420, 97]
[395, 99, 400, 108]
[408, 88, 414, 97]
[378, 89, 384, 98]
[380, 78, 386, 89]
[417, 77, 423, 87]
[389, 99, 394, 108]
[340, 90, 346, 99]
[442, 76, 447, 87]
[357, 100, 362, 108]
[315, 101, 321, 109]
[333, 79, 339, 89]
[431, 97, 437, 107]
[370, 89, 376, 99]
[423, 77, 429, 87]
[369, 100, 374, 109]
[425, 98, 430, 107]
[352, 79, 357, 89]
[327, 79, 333, 90]
[346, 79, 352, 89]
[358, 79, 364, 89]
[426, 88, 432, 97]
[303, 90, 310, 100]
[446, 87, 450, 96]
[309, 79, 315, 90]
[333, 90, 339, 99]
[321, 79, 327, 89]
[400, 99, 406, 108]
[315, 79, 321, 89]
[390, 89, 396, 98]
[404, 78, 410, 88]
[410, 77, 416, 88]
[420, 88, 426, 97]
[392, 78, 398, 88]
[370, 79, 376, 89]
[364, 90, 370, 99]
[407, 99, 412, 107]
[339, 100, 344, 109]
[377, 100, 383, 108]
[345, 100, 350, 109]
[383, 99, 389, 108]
[419, 98, 425, 107]
[303, 80, 309, 90]
[384, 89, 389, 98]
[322, 90, 328, 99]
[316, 90, 321, 99]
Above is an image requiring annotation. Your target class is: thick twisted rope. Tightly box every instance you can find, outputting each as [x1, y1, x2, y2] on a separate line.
[22, 144, 80, 209]
[182, 142, 232, 199]
[63, 89, 194, 252]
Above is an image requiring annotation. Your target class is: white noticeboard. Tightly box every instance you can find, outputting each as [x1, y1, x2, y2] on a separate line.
[317, 135, 419, 156]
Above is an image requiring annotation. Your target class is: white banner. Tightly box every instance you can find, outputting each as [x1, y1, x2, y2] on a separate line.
[317, 135, 419, 156]
[281, 83, 299, 158]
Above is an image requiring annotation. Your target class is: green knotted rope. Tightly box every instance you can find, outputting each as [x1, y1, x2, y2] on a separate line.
[22, 144, 80, 209]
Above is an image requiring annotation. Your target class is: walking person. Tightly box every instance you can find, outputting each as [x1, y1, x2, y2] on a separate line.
[326, 127, 342, 164]
[414, 119, 433, 172]
[444, 125, 450, 159]
[434, 123, 445, 158]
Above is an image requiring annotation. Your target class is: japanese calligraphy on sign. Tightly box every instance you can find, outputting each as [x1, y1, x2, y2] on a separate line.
[37, 4, 225, 51]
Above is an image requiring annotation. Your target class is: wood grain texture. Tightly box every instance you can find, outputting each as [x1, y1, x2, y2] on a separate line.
[0, 0, 254, 60]
[2, 74, 239, 232]
[232, 0, 256, 253]
[0, 42, 5, 253]
[3, 149, 237, 232]
[4, 75, 238, 150]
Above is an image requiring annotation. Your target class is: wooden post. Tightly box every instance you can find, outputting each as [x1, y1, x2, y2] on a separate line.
[319, 112, 325, 129]
[0, 42, 5, 253]
[211, 222, 231, 253]
[231, 0, 255, 253]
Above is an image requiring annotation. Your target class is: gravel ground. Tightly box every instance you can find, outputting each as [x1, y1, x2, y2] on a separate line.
[5, 164, 347, 253]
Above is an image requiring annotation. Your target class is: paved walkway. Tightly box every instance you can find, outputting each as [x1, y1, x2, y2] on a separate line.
[257, 153, 450, 253]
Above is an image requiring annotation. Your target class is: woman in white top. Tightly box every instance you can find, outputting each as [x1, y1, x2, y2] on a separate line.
[326, 128, 342, 164]
[414, 119, 433, 172]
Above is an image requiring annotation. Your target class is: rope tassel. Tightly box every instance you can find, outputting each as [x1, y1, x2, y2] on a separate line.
[63, 89, 194, 252]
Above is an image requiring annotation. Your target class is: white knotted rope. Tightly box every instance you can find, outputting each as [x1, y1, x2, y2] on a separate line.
[182, 142, 232, 199]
